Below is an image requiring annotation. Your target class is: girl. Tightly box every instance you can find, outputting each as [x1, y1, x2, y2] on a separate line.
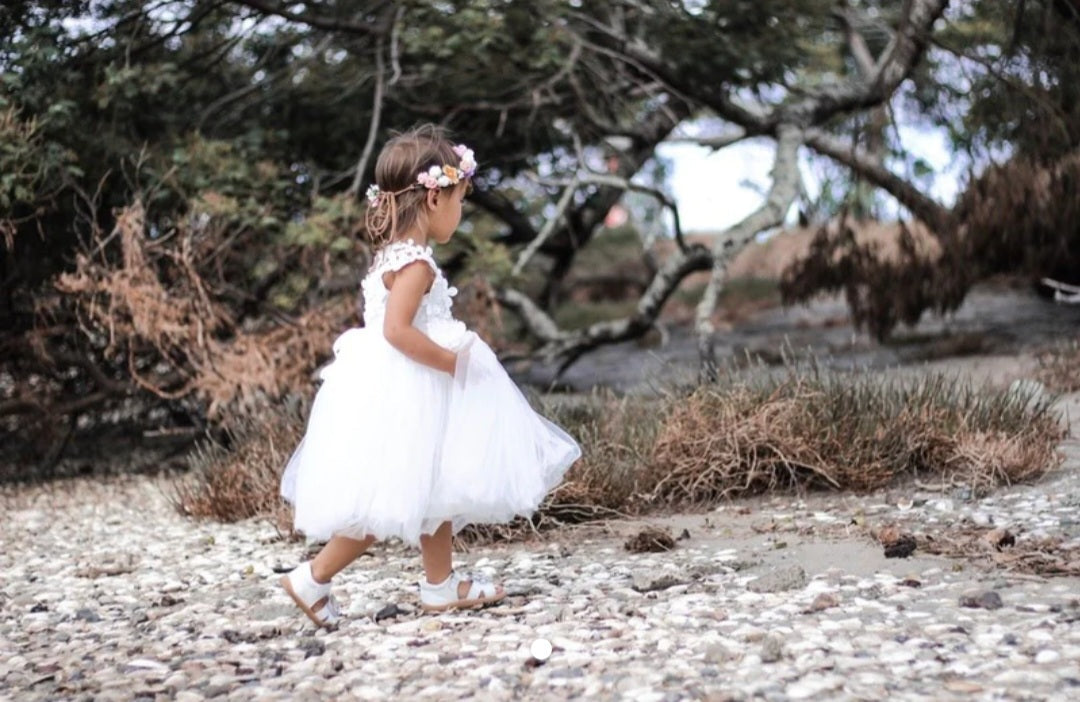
[279, 125, 581, 626]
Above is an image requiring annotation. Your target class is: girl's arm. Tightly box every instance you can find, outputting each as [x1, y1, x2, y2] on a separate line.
[383, 261, 457, 375]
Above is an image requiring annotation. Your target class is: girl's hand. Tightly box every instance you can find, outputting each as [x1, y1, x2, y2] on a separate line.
[382, 261, 456, 375]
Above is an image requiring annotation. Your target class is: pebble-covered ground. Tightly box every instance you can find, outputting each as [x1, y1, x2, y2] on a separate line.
[3, 398, 1079, 701]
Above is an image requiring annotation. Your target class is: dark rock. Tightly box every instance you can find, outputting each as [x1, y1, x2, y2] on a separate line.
[884, 534, 917, 558]
[298, 638, 325, 658]
[374, 603, 406, 623]
[632, 572, 686, 594]
[983, 529, 1016, 551]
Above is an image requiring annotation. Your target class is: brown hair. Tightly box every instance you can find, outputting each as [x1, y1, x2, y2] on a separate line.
[364, 124, 467, 248]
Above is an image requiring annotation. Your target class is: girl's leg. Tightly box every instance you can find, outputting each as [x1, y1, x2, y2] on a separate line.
[419, 521, 504, 599]
[282, 534, 373, 627]
[311, 534, 375, 583]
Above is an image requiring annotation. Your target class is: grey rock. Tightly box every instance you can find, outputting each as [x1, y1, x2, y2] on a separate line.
[959, 590, 1004, 610]
[75, 608, 101, 623]
[632, 572, 686, 593]
[747, 565, 807, 593]
[761, 635, 783, 663]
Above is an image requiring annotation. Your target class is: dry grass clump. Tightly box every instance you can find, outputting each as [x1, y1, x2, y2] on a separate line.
[174, 365, 1064, 546]
[172, 399, 305, 533]
[646, 370, 1064, 505]
[1036, 338, 1080, 392]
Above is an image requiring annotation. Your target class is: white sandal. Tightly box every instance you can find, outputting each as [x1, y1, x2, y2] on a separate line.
[419, 570, 506, 612]
[280, 562, 342, 628]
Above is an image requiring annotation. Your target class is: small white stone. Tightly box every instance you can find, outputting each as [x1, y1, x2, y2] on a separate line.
[530, 638, 552, 661]
[1034, 649, 1061, 664]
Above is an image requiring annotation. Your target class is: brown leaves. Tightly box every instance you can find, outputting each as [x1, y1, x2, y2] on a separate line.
[919, 527, 1080, 578]
[53, 200, 351, 420]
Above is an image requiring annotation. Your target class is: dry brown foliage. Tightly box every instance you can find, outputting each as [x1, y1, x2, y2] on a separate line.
[54, 201, 350, 420]
[918, 527, 1080, 578]
[781, 151, 1080, 339]
[173, 404, 305, 533]
[780, 218, 964, 341]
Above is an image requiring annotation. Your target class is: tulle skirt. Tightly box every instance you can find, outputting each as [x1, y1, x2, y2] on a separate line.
[280, 322, 581, 544]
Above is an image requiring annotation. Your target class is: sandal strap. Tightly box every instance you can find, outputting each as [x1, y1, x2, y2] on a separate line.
[316, 593, 342, 623]
[287, 563, 332, 607]
[462, 573, 497, 600]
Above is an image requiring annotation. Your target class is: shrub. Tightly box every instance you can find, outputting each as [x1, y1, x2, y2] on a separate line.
[172, 398, 306, 535]
[647, 369, 1063, 505]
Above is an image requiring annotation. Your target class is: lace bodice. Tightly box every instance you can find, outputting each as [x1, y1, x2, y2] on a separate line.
[361, 239, 460, 330]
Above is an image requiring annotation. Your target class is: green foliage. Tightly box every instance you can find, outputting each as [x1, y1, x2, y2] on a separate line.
[923, 0, 1080, 160]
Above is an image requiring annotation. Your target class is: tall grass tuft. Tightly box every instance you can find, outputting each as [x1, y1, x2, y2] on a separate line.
[647, 368, 1062, 505]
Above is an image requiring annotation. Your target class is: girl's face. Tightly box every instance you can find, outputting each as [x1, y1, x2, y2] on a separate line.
[426, 181, 468, 244]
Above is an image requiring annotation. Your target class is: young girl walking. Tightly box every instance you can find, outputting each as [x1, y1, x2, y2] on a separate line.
[279, 124, 581, 626]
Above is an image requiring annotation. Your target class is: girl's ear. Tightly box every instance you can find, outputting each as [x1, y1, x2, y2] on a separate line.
[425, 188, 440, 210]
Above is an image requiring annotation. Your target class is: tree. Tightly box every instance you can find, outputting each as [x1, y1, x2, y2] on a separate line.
[2, 0, 1076, 467]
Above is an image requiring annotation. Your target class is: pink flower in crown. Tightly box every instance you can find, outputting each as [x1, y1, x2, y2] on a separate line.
[453, 144, 477, 178]
[417, 167, 441, 189]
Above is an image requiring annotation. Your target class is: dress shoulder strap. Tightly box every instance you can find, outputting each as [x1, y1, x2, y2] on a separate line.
[370, 239, 438, 276]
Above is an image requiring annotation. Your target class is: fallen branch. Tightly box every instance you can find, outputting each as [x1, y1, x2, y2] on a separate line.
[1042, 277, 1080, 304]
[499, 243, 713, 373]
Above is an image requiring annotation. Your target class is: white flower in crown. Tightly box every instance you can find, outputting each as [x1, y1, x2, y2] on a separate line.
[453, 144, 477, 177]
[365, 184, 381, 205]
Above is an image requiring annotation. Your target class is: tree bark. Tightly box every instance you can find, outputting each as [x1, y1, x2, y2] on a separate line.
[694, 125, 804, 378]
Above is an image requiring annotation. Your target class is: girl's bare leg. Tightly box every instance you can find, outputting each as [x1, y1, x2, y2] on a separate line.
[419, 521, 504, 599]
[311, 534, 375, 584]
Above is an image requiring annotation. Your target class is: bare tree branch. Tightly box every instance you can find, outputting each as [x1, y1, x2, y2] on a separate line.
[498, 243, 713, 371]
[835, 3, 880, 78]
[529, 171, 689, 253]
[347, 36, 386, 198]
[514, 176, 580, 275]
[694, 125, 804, 376]
[789, 0, 949, 125]
[470, 189, 540, 245]
[665, 129, 749, 151]
[804, 128, 953, 233]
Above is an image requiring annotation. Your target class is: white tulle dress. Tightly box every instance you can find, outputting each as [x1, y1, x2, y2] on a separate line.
[280, 239, 581, 544]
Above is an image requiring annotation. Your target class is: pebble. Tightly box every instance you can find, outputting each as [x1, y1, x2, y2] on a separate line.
[2, 424, 1079, 702]
[959, 590, 1004, 610]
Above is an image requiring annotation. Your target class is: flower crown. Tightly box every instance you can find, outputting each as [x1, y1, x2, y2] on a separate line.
[366, 144, 477, 205]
